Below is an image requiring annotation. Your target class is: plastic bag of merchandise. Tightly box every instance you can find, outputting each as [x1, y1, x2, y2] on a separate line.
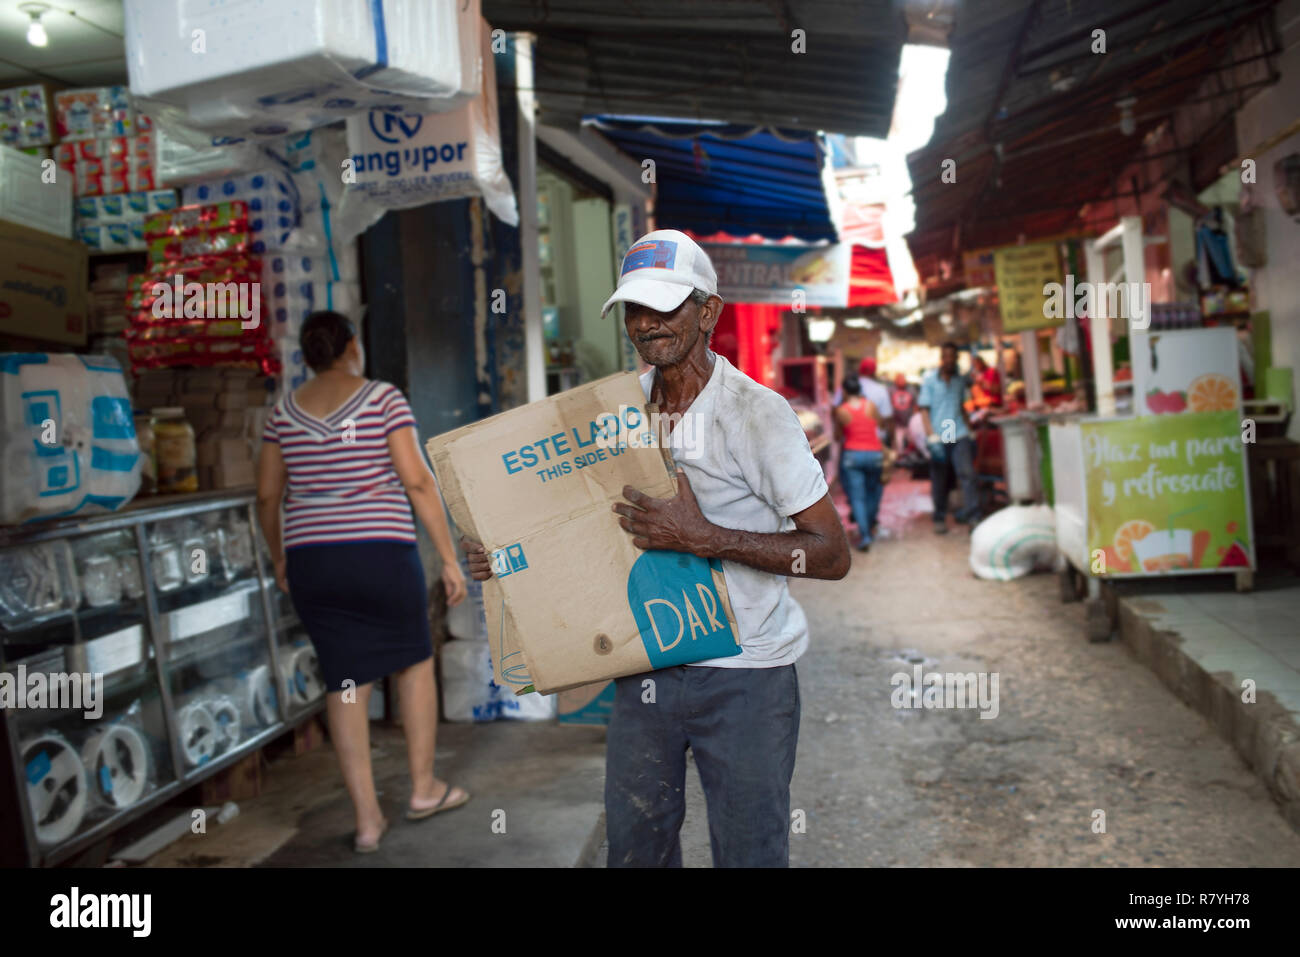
[156, 125, 275, 187]
[123, 0, 482, 141]
[440, 638, 506, 723]
[441, 639, 553, 723]
[969, 504, 1058, 581]
[345, 17, 519, 226]
[0, 354, 141, 524]
[277, 126, 384, 251]
[183, 167, 301, 253]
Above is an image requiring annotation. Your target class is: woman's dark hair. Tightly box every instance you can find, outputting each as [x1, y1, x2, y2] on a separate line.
[300, 311, 357, 372]
[841, 375, 862, 397]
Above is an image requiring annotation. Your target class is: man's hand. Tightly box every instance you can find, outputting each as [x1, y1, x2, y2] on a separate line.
[613, 469, 714, 553]
[461, 536, 493, 581]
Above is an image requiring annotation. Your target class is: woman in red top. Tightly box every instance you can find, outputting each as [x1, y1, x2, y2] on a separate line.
[835, 375, 884, 551]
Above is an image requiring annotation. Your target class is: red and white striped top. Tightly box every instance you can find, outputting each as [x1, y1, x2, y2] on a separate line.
[262, 380, 418, 549]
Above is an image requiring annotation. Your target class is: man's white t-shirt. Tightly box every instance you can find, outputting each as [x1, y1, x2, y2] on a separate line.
[639, 354, 828, 669]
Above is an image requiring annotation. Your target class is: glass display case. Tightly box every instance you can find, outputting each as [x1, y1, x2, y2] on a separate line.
[0, 491, 324, 867]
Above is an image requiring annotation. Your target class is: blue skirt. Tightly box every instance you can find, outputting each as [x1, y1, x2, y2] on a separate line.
[285, 542, 433, 692]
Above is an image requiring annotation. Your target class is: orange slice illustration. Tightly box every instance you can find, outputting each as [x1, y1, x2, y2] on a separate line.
[1114, 519, 1154, 567]
[1187, 374, 1238, 412]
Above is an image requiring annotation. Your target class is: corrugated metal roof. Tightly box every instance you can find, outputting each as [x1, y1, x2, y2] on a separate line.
[483, 0, 905, 136]
[906, 0, 1284, 266]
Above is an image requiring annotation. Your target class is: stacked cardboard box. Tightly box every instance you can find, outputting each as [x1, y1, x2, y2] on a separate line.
[131, 368, 274, 490]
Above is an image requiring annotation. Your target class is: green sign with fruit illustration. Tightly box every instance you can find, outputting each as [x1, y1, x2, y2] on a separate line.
[1082, 411, 1253, 576]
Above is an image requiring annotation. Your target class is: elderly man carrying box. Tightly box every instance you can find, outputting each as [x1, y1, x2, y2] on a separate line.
[465, 229, 850, 867]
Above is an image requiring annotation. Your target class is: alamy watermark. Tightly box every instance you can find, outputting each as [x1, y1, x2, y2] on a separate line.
[1043, 275, 1151, 330]
[151, 273, 260, 330]
[593, 404, 703, 461]
[890, 665, 999, 719]
[0, 666, 103, 719]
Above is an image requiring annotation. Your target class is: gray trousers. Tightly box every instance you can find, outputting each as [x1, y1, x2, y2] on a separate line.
[604, 663, 800, 867]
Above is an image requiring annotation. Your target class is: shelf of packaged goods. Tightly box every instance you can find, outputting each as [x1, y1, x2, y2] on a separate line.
[156, 581, 266, 669]
[164, 625, 269, 674]
[37, 698, 324, 868]
[153, 572, 260, 620]
[1, 598, 149, 650]
[3, 669, 160, 728]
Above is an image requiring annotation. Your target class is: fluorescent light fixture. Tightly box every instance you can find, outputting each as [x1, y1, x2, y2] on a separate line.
[807, 318, 837, 343]
[21, 3, 49, 47]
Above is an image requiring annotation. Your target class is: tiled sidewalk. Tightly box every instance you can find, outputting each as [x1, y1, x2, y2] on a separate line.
[1117, 582, 1300, 830]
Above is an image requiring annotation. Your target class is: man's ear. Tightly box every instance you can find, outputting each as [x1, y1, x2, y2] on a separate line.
[701, 295, 724, 336]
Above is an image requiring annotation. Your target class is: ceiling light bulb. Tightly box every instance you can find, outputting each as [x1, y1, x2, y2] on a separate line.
[1117, 97, 1137, 136]
[27, 19, 47, 47]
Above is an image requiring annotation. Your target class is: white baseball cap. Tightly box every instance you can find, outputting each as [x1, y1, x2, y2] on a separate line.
[600, 229, 719, 318]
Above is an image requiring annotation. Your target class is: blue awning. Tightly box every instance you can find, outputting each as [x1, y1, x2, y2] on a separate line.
[586, 116, 838, 243]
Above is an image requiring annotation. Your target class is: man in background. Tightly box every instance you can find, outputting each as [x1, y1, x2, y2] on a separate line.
[918, 341, 978, 534]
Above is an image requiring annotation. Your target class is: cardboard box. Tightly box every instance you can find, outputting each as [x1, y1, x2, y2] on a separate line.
[427, 373, 741, 696]
[198, 433, 250, 468]
[0, 219, 88, 345]
[211, 460, 255, 488]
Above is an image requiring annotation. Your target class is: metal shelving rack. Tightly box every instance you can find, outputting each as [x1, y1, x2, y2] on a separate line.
[0, 490, 322, 867]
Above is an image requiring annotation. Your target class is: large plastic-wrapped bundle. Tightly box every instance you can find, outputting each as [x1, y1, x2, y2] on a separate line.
[345, 18, 518, 226]
[123, 0, 482, 140]
[0, 353, 141, 524]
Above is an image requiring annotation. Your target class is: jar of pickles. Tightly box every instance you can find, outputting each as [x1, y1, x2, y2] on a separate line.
[151, 408, 197, 494]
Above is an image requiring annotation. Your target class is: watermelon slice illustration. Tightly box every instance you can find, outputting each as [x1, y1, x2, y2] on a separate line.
[1217, 539, 1249, 568]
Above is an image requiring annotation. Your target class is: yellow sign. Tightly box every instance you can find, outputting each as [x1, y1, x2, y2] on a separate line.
[993, 243, 1063, 332]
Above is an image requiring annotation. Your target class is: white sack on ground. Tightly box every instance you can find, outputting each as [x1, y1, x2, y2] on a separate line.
[969, 504, 1058, 581]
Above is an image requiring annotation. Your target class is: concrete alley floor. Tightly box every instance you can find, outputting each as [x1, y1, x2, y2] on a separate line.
[152, 474, 1300, 867]
[779, 476, 1300, 867]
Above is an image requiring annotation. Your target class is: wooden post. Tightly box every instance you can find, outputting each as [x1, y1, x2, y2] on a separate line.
[199, 751, 262, 804]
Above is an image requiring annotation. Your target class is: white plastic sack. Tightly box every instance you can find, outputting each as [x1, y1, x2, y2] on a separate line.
[123, 0, 482, 141]
[970, 504, 1058, 581]
[277, 126, 384, 250]
[156, 126, 273, 187]
[345, 17, 518, 226]
[1, 354, 141, 524]
[441, 638, 554, 723]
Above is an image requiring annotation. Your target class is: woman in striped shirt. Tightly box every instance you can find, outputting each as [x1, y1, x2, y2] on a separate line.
[256, 310, 469, 853]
